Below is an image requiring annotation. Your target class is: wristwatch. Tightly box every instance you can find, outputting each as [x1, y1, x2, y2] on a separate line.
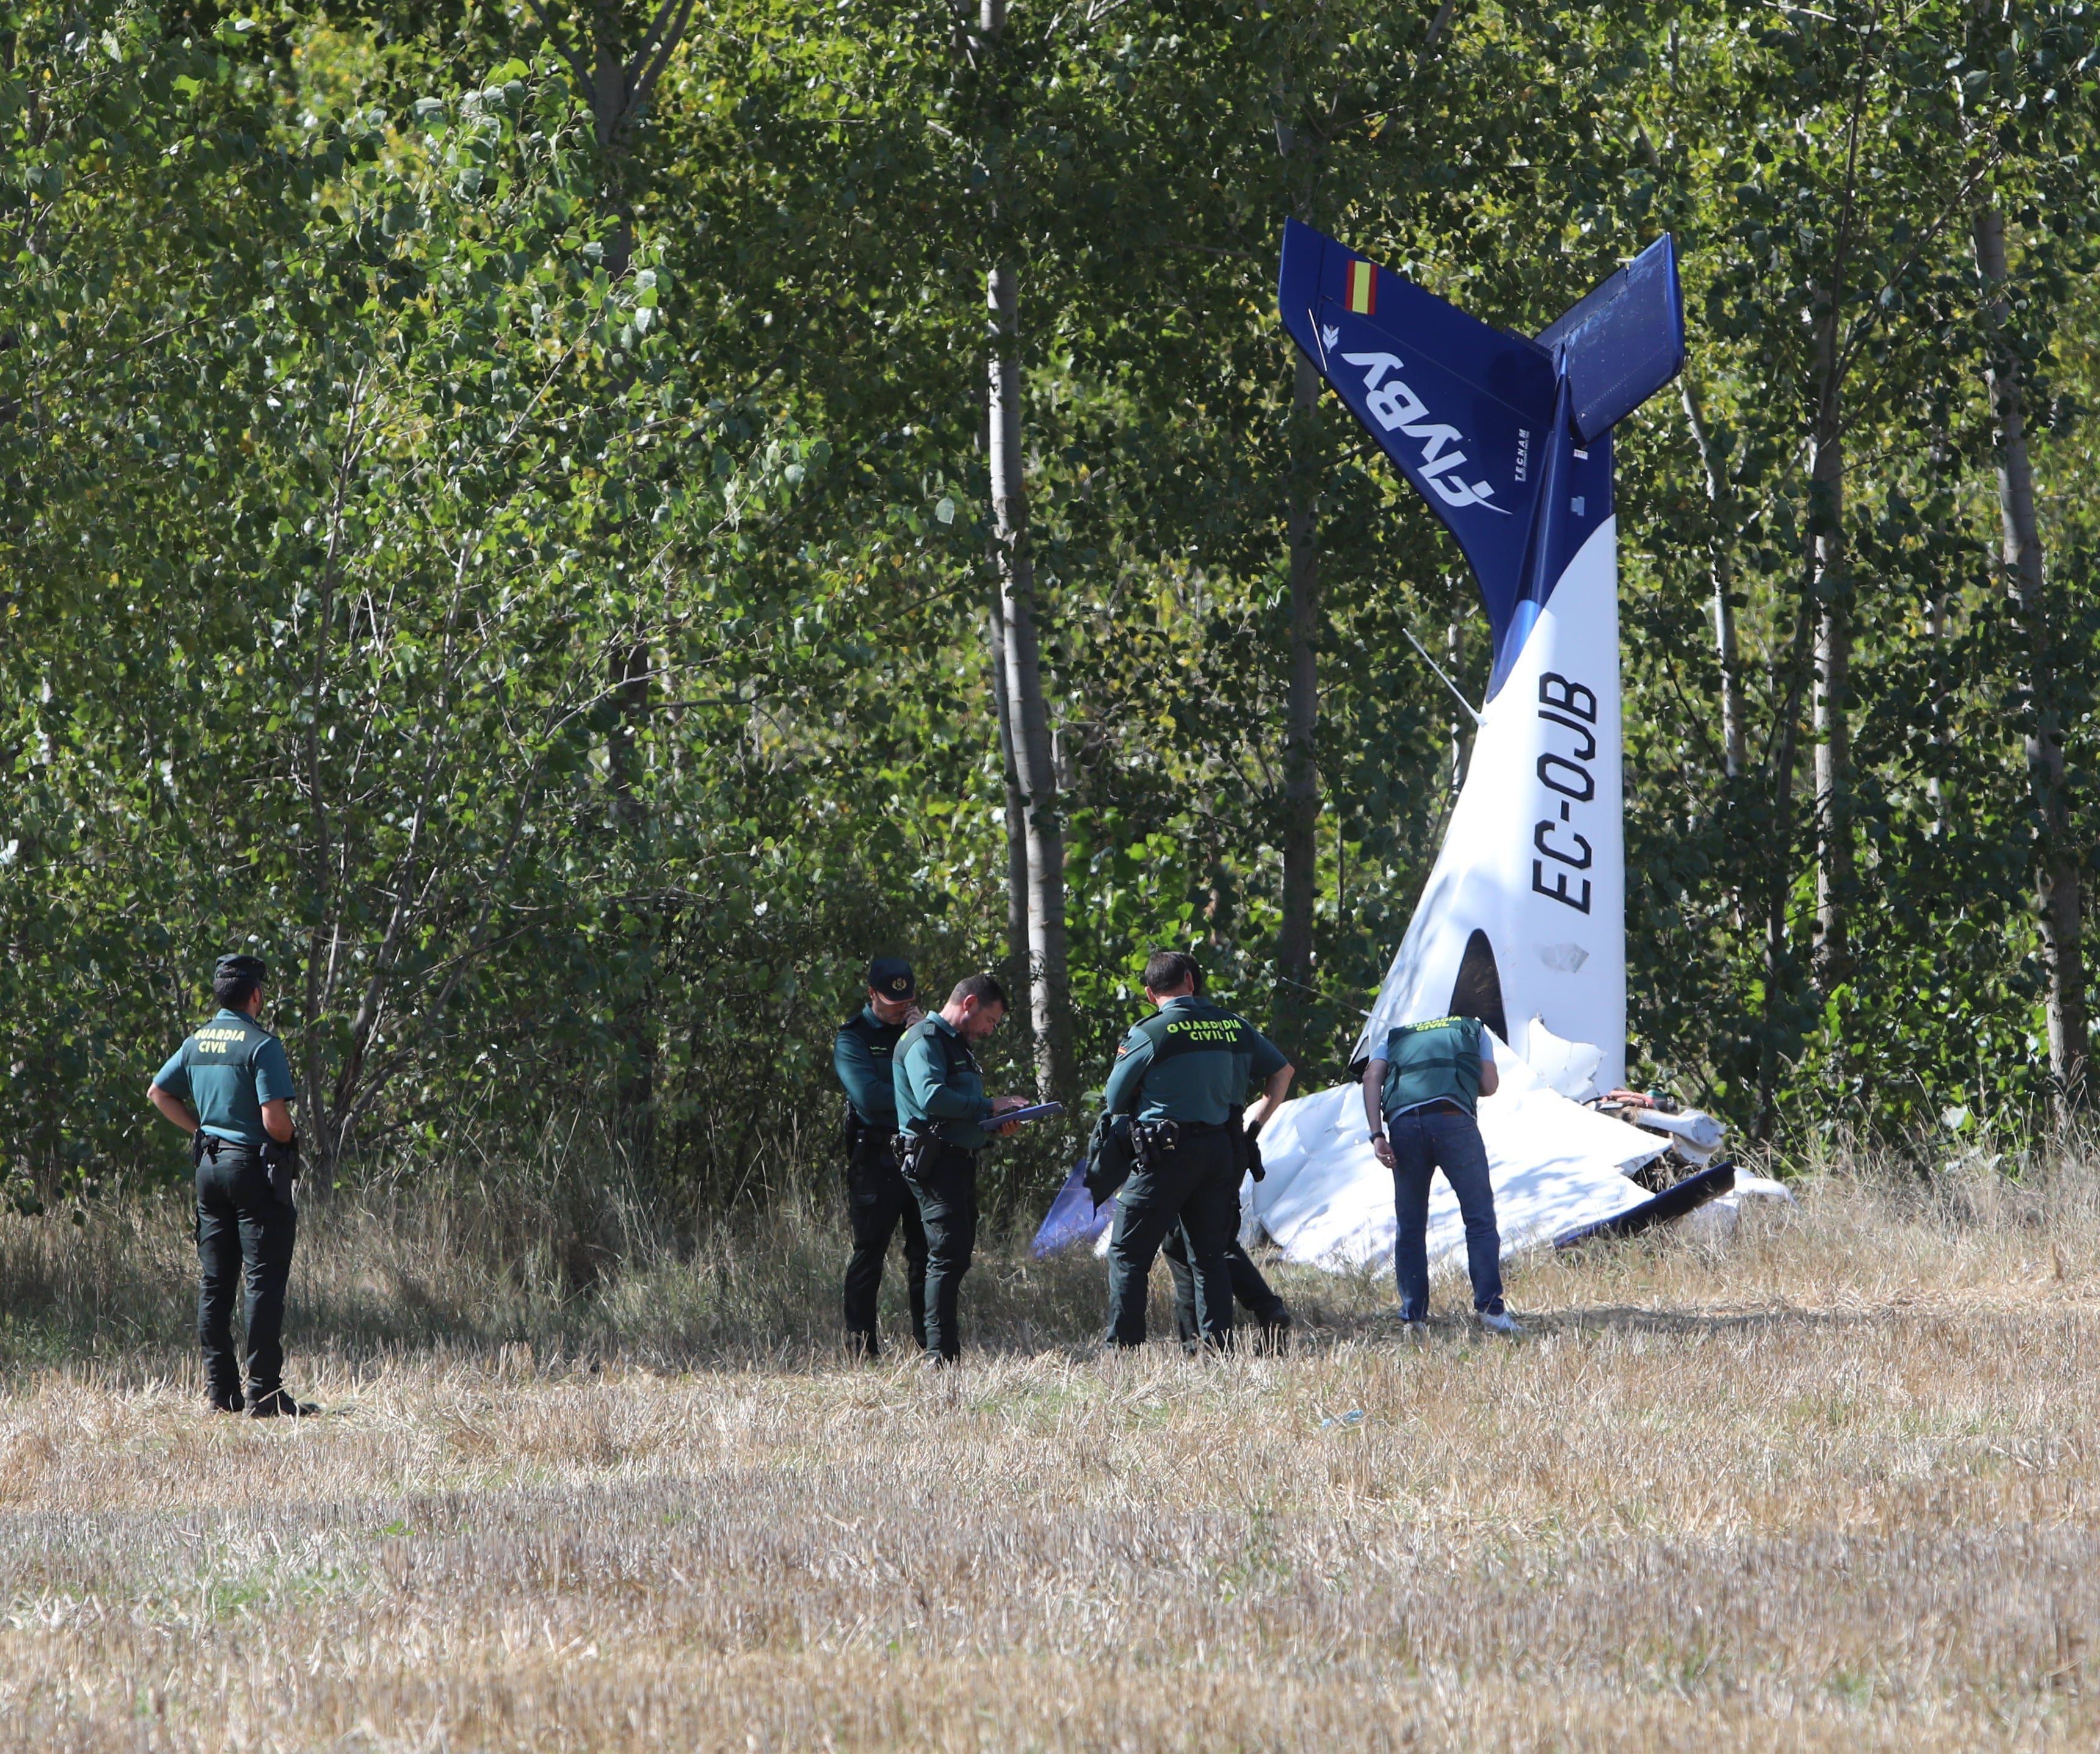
[1368, 1130, 1386, 1144]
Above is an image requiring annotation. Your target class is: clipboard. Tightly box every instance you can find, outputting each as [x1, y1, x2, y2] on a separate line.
[993, 1101, 1065, 1128]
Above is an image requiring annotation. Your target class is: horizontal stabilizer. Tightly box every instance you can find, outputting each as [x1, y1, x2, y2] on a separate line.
[1535, 234, 1685, 443]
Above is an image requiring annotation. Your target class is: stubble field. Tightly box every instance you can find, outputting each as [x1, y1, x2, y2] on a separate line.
[5, 1153, 2100, 1751]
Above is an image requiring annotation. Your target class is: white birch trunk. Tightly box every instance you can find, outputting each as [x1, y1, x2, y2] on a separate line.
[1974, 204, 2087, 1115]
[987, 259, 1070, 1099]
[1808, 306, 1850, 996]
[1679, 380, 1747, 778]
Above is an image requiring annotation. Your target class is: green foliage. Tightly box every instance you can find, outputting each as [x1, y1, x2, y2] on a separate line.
[2, 0, 2096, 1217]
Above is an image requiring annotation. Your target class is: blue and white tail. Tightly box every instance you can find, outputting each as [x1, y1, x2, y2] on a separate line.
[1278, 222, 1684, 1093]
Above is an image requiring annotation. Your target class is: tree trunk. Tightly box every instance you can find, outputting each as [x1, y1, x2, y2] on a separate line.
[566, 0, 697, 1169]
[1274, 352, 1322, 1051]
[296, 377, 374, 1193]
[1974, 203, 2088, 1116]
[1807, 303, 1851, 998]
[1756, 590, 1819, 1140]
[591, 0, 646, 826]
[1268, 74, 1327, 1058]
[607, 637, 655, 1158]
[985, 585, 1033, 1020]
[986, 260, 1070, 1100]
[1923, 593, 1949, 835]
[1680, 380, 1747, 778]
[1921, 443, 1956, 839]
[977, 369, 1030, 1021]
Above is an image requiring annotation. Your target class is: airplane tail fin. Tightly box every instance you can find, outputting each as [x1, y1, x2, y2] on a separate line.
[1281, 222, 1684, 1082]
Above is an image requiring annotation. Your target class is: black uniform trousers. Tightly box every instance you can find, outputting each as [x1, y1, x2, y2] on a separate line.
[842, 1136, 929, 1357]
[194, 1140, 297, 1404]
[1104, 1128, 1239, 1350]
[1166, 1231, 1284, 1346]
[903, 1142, 980, 1361]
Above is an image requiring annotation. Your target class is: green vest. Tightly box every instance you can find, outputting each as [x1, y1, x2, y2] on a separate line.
[1379, 1015, 1486, 1120]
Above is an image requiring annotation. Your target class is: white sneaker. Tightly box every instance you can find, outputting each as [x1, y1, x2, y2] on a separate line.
[1477, 1309, 1525, 1336]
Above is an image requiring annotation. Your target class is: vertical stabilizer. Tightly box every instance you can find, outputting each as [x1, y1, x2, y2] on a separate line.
[1280, 223, 1682, 1088]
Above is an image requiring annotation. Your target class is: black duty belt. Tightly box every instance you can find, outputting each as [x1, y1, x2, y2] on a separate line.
[894, 1132, 978, 1171]
[1172, 1120, 1235, 1136]
[1396, 1100, 1468, 1118]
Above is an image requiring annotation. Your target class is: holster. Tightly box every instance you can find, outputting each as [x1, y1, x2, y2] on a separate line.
[261, 1133, 302, 1204]
[190, 1130, 210, 1170]
[847, 1119, 898, 1175]
[840, 1101, 867, 1165]
[894, 1129, 936, 1180]
[1132, 1119, 1181, 1170]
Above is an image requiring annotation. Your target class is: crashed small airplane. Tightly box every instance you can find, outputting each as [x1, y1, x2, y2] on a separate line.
[1242, 221, 1781, 1270]
[1032, 225, 1787, 1272]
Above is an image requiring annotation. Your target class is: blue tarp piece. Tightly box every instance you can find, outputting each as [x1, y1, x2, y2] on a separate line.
[1032, 1162, 1115, 1258]
[1276, 219, 1682, 700]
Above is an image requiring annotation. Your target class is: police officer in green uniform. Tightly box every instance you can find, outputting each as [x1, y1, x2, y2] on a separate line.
[1361, 1013, 1521, 1335]
[147, 954, 315, 1415]
[833, 955, 929, 1359]
[1101, 951, 1295, 1351]
[1109, 960, 1294, 1351]
[893, 973, 1025, 1364]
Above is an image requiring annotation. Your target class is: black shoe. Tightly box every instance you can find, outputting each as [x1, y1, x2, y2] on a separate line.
[207, 1391, 244, 1414]
[246, 1388, 318, 1418]
[845, 1331, 880, 1363]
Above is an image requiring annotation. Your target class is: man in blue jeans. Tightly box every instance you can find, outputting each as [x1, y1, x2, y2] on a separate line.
[1361, 1014, 1522, 1335]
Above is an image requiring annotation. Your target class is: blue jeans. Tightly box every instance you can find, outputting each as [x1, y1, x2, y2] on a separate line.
[1387, 1109, 1504, 1320]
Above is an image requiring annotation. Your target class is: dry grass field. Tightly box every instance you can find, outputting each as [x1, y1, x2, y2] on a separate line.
[6, 1148, 2100, 1751]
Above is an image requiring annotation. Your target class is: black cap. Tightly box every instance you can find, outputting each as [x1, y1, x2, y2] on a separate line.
[215, 954, 269, 985]
[867, 956, 916, 1001]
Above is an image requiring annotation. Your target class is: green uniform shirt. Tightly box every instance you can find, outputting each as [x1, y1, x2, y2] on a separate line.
[1102, 996, 1291, 1125]
[834, 1005, 905, 1129]
[153, 1009, 295, 1147]
[1378, 1015, 1490, 1121]
[893, 1013, 996, 1149]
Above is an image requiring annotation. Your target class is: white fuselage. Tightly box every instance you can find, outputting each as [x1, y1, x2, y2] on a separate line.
[1352, 516, 1626, 1092]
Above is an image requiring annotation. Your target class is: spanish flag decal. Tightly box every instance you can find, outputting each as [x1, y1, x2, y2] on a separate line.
[1345, 258, 1377, 315]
